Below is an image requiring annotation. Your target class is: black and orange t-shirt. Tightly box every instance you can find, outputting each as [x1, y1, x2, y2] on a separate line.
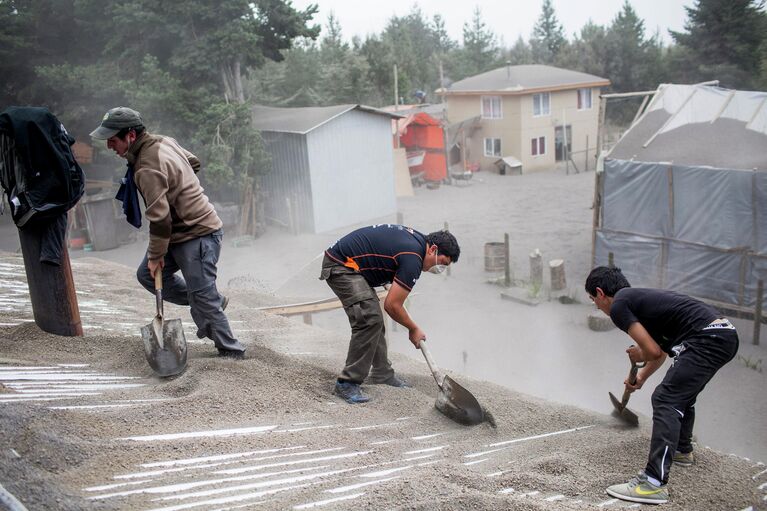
[325, 224, 427, 291]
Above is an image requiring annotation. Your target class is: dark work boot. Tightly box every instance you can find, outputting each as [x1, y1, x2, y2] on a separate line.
[334, 381, 370, 404]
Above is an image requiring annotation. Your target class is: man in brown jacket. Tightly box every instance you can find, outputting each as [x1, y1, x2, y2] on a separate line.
[91, 107, 245, 358]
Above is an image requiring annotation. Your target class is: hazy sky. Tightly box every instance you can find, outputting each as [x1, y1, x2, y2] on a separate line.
[289, 0, 692, 45]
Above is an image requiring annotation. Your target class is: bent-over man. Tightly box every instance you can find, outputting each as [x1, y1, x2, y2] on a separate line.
[321, 224, 460, 404]
[585, 266, 738, 505]
[91, 107, 245, 359]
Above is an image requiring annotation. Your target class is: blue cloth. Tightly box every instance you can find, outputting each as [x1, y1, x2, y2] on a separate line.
[115, 164, 141, 228]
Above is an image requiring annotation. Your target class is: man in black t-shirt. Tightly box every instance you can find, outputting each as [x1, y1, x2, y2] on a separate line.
[585, 266, 739, 505]
[320, 225, 460, 404]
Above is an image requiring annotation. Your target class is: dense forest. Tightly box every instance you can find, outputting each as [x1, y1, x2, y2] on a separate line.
[1, 0, 766, 191]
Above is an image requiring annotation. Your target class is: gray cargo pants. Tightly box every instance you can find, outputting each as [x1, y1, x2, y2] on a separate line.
[137, 229, 244, 353]
[320, 255, 394, 384]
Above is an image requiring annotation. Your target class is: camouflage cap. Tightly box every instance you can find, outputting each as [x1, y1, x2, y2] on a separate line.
[89, 107, 144, 139]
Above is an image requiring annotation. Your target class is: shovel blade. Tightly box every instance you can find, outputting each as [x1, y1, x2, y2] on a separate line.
[609, 391, 639, 427]
[141, 318, 187, 377]
[434, 375, 485, 426]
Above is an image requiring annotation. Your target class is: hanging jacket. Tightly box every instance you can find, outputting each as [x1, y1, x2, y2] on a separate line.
[0, 106, 85, 228]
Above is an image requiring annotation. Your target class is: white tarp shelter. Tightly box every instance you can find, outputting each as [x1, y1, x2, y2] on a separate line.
[593, 83, 767, 310]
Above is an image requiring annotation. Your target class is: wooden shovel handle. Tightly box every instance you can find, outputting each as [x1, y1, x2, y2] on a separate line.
[154, 270, 163, 291]
[620, 362, 646, 406]
[419, 340, 444, 389]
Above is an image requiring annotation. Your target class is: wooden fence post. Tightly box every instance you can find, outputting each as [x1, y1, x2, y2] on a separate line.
[754, 279, 763, 346]
[504, 233, 511, 287]
[444, 221, 451, 276]
[18, 224, 82, 336]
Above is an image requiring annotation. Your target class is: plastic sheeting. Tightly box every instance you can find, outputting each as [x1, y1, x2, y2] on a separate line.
[596, 158, 765, 308]
[647, 84, 767, 137]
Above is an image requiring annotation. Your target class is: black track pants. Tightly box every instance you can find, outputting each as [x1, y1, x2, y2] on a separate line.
[645, 327, 739, 484]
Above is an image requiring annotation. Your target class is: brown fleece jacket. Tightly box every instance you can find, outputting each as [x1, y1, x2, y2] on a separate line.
[126, 132, 222, 261]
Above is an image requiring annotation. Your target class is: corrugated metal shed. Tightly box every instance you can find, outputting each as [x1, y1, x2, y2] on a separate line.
[253, 104, 402, 234]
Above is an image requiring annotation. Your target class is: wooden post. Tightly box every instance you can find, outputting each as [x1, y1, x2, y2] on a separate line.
[585, 135, 589, 172]
[504, 233, 511, 287]
[754, 279, 763, 346]
[549, 259, 567, 291]
[529, 248, 542, 288]
[608, 251, 614, 268]
[590, 169, 603, 267]
[302, 313, 312, 326]
[444, 221, 451, 276]
[596, 95, 607, 156]
[396, 211, 404, 225]
[18, 223, 83, 336]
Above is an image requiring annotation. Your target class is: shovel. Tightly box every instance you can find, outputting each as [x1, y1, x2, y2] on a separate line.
[419, 340, 485, 426]
[609, 361, 646, 426]
[140, 270, 187, 377]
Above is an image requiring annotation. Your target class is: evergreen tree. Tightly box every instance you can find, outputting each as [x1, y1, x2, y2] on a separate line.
[458, 7, 498, 77]
[507, 36, 533, 65]
[604, 1, 660, 92]
[669, 0, 767, 88]
[531, 0, 567, 63]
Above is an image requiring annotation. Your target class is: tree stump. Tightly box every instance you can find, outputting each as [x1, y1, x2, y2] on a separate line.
[529, 249, 542, 288]
[549, 259, 567, 291]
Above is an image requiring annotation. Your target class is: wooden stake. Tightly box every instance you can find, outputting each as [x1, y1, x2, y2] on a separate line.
[754, 279, 763, 346]
[549, 259, 567, 291]
[18, 222, 83, 336]
[504, 233, 511, 287]
[444, 221, 451, 277]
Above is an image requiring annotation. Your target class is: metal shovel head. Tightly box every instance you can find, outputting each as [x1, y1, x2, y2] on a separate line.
[434, 375, 485, 426]
[141, 318, 187, 377]
[609, 391, 639, 427]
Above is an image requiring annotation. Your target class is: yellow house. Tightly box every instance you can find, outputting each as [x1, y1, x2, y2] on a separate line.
[441, 64, 610, 173]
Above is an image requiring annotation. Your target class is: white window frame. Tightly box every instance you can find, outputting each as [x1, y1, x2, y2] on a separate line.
[577, 88, 592, 110]
[533, 92, 550, 117]
[481, 95, 502, 119]
[531, 136, 546, 157]
[484, 137, 501, 157]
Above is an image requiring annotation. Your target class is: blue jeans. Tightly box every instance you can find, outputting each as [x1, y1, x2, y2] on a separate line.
[137, 229, 244, 353]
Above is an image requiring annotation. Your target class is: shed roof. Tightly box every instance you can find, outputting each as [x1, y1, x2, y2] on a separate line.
[251, 104, 402, 135]
[608, 84, 767, 171]
[443, 64, 609, 95]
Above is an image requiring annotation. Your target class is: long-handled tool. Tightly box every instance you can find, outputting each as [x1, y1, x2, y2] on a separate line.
[382, 284, 486, 425]
[609, 360, 646, 426]
[419, 340, 485, 426]
[140, 271, 187, 377]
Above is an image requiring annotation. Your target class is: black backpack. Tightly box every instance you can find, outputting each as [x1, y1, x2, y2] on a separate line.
[0, 106, 85, 227]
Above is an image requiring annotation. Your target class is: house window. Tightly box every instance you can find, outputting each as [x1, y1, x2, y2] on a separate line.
[481, 96, 502, 119]
[577, 88, 592, 110]
[531, 136, 546, 156]
[484, 138, 501, 157]
[533, 92, 550, 116]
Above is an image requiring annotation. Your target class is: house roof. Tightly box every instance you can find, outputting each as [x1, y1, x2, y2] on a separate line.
[443, 64, 609, 95]
[251, 104, 402, 135]
[608, 84, 767, 171]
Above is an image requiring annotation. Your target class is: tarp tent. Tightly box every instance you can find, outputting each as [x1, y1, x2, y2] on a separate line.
[593, 84, 767, 311]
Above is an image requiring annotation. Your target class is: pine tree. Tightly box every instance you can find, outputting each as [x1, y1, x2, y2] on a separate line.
[669, 0, 766, 88]
[531, 0, 567, 63]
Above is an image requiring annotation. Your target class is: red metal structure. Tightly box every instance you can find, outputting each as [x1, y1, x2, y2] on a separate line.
[395, 112, 447, 182]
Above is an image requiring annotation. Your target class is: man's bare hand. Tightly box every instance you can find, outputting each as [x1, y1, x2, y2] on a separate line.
[148, 258, 165, 279]
[624, 375, 644, 393]
[626, 344, 644, 364]
[408, 327, 426, 349]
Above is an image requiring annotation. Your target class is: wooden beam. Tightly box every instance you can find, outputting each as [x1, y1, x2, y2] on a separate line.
[643, 88, 698, 148]
[257, 289, 389, 316]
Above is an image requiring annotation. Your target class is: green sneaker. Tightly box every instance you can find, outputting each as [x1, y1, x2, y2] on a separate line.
[673, 451, 694, 466]
[606, 472, 669, 505]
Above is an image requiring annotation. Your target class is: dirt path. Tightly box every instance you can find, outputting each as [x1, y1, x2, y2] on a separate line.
[0, 253, 764, 510]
